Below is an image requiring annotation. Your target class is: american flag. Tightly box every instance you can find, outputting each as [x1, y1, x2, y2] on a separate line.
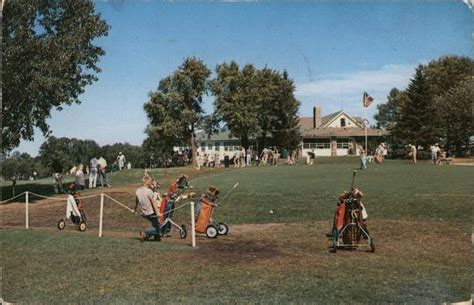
[363, 91, 374, 108]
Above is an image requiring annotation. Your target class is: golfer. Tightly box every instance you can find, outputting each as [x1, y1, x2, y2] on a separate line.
[134, 175, 162, 242]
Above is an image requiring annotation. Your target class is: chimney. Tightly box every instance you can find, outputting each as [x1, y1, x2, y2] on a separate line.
[313, 106, 321, 129]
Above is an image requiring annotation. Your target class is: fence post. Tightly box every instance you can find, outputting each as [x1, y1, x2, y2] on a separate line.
[191, 201, 196, 248]
[25, 191, 29, 229]
[99, 193, 104, 237]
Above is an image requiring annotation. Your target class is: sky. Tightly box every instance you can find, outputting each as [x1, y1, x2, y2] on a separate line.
[16, 1, 472, 156]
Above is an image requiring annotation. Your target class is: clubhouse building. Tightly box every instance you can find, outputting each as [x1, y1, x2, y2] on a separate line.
[178, 107, 389, 158]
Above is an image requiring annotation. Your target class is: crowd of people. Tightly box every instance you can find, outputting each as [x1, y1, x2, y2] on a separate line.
[53, 152, 131, 194]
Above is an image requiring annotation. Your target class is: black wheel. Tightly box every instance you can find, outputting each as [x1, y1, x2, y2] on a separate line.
[57, 219, 65, 230]
[78, 221, 86, 232]
[206, 225, 218, 238]
[369, 238, 375, 253]
[217, 222, 228, 235]
[179, 225, 187, 239]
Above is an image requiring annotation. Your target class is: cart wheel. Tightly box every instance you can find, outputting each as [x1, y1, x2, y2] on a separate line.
[206, 225, 218, 238]
[217, 222, 229, 235]
[179, 225, 187, 239]
[78, 221, 86, 232]
[57, 219, 65, 230]
[369, 238, 375, 253]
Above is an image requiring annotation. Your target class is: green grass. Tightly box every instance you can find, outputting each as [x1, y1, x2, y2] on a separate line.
[1, 158, 472, 304]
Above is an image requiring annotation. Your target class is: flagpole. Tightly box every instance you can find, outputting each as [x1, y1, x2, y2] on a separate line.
[365, 106, 368, 154]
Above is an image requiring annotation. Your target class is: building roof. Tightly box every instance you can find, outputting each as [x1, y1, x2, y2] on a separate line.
[299, 111, 344, 131]
[195, 130, 239, 142]
[303, 127, 390, 138]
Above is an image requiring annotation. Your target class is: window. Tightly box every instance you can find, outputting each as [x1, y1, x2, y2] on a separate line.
[208, 143, 214, 151]
[303, 138, 330, 149]
[224, 141, 239, 151]
[337, 138, 350, 149]
[340, 118, 346, 127]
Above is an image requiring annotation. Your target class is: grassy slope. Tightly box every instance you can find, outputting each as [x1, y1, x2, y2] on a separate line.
[1, 158, 473, 304]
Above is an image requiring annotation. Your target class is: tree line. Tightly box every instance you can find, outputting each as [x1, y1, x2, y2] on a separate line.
[374, 55, 473, 156]
[1, 137, 146, 181]
[143, 58, 302, 166]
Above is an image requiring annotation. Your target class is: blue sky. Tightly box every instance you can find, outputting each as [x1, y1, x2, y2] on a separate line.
[17, 1, 472, 156]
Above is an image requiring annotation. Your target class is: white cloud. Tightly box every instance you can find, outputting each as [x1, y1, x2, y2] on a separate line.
[295, 63, 417, 121]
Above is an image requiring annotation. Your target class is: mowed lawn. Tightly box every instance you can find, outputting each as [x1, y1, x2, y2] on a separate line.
[1, 158, 472, 304]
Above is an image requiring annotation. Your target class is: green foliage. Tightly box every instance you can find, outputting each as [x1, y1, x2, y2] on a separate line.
[100, 143, 146, 169]
[39, 137, 101, 172]
[374, 56, 473, 154]
[144, 57, 211, 161]
[212, 63, 301, 151]
[435, 78, 474, 155]
[394, 66, 440, 147]
[374, 88, 407, 130]
[211, 62, 261, 149]
[2, 0, 110, 152]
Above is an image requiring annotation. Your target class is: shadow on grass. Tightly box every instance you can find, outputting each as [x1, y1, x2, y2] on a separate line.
[1, 182, 71, 203]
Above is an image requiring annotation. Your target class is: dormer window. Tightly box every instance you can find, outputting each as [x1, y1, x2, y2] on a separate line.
[340, 118, 346, 127]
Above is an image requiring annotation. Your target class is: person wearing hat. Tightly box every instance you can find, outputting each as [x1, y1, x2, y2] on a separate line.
[134, 175, 161, 242]
[117, 152, 126, 171]
[65, 183, 85, 223]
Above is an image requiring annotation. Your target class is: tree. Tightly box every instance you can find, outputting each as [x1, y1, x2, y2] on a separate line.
[1, 152, 34, 197]
[199, 114, 221, 139]
[100, 143, 146, 169]
[144, 58, 211, 169]
[270, 71, 302, 152]
[374, 88, 408, 130]
[212, 62, 261, 151]
[212, 63, 301, 153]
[2, 0, 110, 152]
[435, 78, 474, 155]
[38, 137, 101, 172]
[423, 56, 474, 98]
[394, 66, 440, 147]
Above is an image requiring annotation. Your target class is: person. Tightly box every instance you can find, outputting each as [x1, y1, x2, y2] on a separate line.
[117, 152, 126, 171]
[75, 163, 85, 190]
[127, 162, 132, 169]
[65, 183, 85, 223]
[53, 172, 64, 194]
[234, 151, 240, 168]
[214, 151, 220, 168]
[307, 150, 315, 166]
[89, 157, 98, 188]
[246, 148, 252, 167]
[134, 175, 162, 242]
[430, 144, 437, 164]
[240, 147, 246, 167]
[408, 144, 417, 164]
[97, 157, 111, 187]
[360, 148, 367, 170]
[273, 147, 279, 166]
[374, 144, 384, 163]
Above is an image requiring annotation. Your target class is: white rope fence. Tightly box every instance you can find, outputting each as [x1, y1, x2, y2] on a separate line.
[2, 190, 197, 247]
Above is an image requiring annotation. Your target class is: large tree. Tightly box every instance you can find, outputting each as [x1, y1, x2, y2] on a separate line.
[269, 71, 302, 152]
[212, 63, 301, 152]
[38, 136, 101, 172]
[211, 62, 261, 150]
[2, 0, 109, 152]
[374, 88, 408, 130]
[144, 57, 211, 169]
[393, 66, 440, 147]
[435, 78, 474, 155]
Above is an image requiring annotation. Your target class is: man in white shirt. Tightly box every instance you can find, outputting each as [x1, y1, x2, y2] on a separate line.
[134, 175, 161, 242]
